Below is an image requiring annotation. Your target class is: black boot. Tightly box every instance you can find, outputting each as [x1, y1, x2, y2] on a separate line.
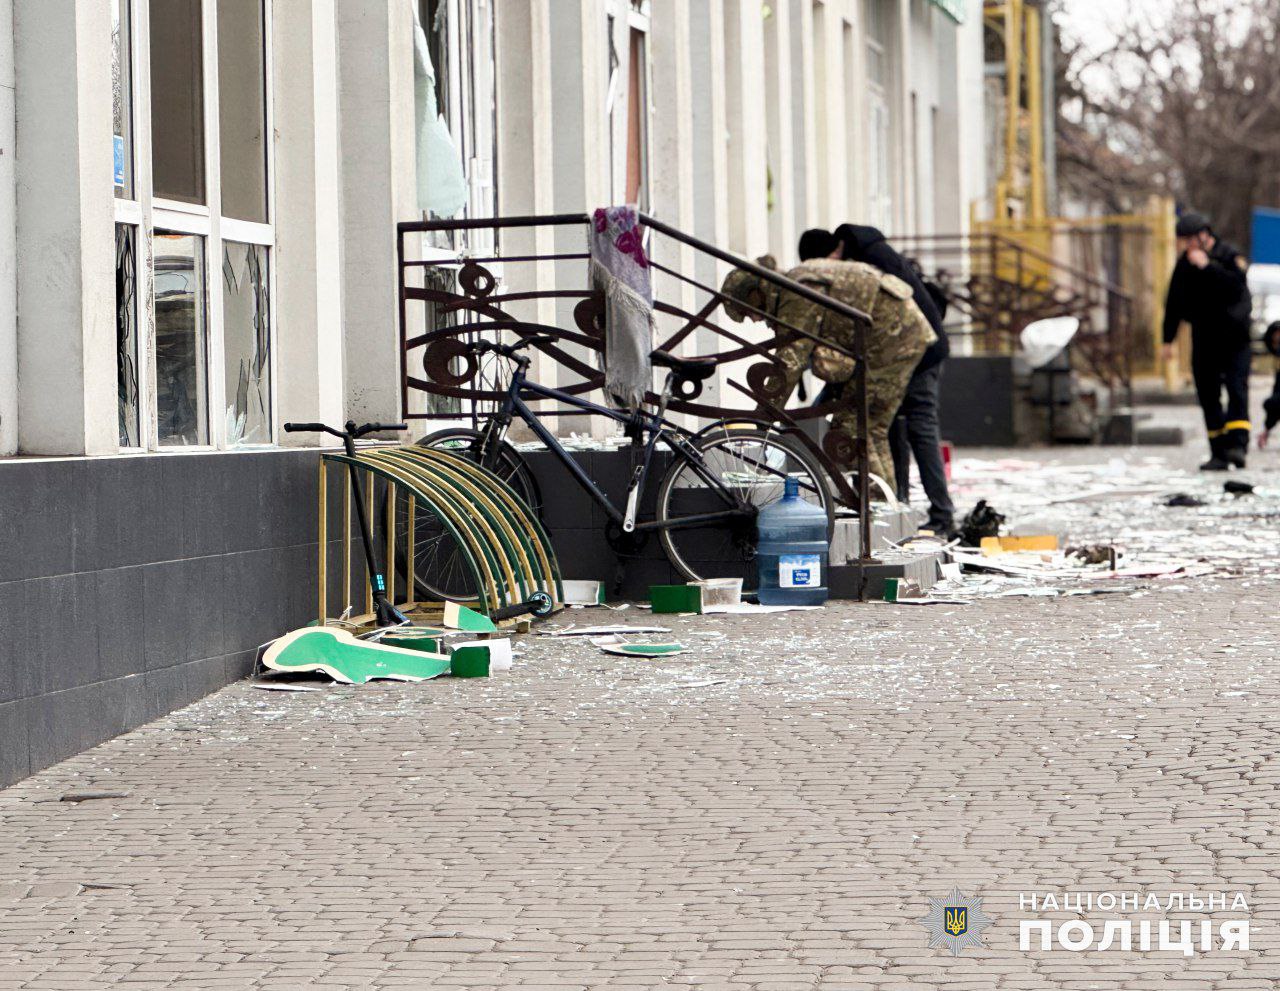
[1200, 434, 1230, 471]
[1224, 427, 1249, 468]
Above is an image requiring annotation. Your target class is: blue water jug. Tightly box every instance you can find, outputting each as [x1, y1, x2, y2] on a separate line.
[755, 476, 829, 605]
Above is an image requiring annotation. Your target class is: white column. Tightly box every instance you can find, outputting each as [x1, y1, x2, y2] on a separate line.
[895, 0, 913, 235]
[495, 0, 558, 389]
[956, 9, 985, 232]
[272, 0, 345, 438]
[648, 0, 696, 347]
[13, 0, 117, 456]
[688, 0, 728, 408]
[722, 0, 769, 258]
[842, 3, 869, 225]
[763, 0, 796, 260]
[545, 0, 608, 423]
[789, 0, 816, 231]
[0, 0, 16, 455]
[688, 0, 728, 255]
[336, 0, 416, 425]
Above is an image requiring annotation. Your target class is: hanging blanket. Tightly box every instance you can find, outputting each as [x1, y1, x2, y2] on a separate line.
[590, 206, 654, 409]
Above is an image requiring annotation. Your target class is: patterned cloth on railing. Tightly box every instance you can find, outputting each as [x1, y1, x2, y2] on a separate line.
[590, 206, 654, 410]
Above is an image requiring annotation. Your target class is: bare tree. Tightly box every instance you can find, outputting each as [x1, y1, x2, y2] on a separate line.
[1055, 0, 1280, 250]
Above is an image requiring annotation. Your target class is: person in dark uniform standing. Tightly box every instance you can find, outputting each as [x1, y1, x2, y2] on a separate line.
[798, 225, 956, 533]
[1260, 321, 1280, 450]
[1162, 212, 1254, 470]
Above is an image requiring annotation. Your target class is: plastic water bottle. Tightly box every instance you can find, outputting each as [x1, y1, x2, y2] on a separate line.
[755, 477, 829, 605]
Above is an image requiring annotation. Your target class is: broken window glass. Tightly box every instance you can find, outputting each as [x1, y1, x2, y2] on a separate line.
[154, 232, 209, 446]
[116, 224, 140, 447]
[414, 0, 498, 253]
[413, 0, 467, 224]
[222, 241, 271, 446]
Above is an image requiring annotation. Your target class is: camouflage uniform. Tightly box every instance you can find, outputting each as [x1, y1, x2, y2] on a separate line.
[721, 258, 935, 490]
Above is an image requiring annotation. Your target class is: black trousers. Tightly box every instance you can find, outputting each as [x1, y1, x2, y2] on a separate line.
[1191, 344, 1251, 452]
[889, 362, 955, 529]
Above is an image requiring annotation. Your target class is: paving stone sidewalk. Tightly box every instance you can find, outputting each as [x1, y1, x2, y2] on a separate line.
[3, 445, 1280, 989]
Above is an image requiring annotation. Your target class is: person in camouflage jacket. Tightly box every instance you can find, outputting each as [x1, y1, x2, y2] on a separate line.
[720, 257, 935, 491]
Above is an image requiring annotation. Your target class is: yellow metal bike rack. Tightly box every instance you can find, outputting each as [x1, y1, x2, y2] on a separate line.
[316, 445, 563, 625]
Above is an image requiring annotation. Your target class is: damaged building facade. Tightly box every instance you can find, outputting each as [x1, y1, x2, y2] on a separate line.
[0, 0, 984, 785]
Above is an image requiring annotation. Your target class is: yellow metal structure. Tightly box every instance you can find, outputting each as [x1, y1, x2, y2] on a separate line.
[981, 0, 1179, 380]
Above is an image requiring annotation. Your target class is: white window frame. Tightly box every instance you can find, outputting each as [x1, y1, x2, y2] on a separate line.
[113, 0, 147, 452]
[118, 0, 277, 453]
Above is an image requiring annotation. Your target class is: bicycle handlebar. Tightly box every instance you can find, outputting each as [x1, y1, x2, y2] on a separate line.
[284, 421, 407, 439]
[467, 334, 555, 359]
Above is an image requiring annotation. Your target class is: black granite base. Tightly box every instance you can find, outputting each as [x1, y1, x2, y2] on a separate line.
[0, 450, 320, 788]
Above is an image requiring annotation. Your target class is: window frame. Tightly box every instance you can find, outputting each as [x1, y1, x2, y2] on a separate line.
[114, 0, 146, 450]
[117, 0, 277, 453]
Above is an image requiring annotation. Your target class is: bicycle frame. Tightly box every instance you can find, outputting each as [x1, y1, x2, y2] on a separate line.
[485, 360, 755, 534]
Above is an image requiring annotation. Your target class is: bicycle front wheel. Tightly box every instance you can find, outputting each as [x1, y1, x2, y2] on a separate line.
[656, 427, 833, 585]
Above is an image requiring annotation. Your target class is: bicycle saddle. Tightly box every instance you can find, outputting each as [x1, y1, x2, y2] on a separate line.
[650, 350, 717, 381]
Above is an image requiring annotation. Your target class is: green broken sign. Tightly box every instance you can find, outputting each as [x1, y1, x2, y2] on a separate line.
[598, 642, 687, 658]
[263, 628, 451, 685]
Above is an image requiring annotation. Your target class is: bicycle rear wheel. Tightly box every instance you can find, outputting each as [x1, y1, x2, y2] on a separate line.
[656, 426, 833, 585]
[395, 428, 541, 602]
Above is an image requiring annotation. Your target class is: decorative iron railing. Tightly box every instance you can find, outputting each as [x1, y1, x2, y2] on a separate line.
[396, 213, 879, 527]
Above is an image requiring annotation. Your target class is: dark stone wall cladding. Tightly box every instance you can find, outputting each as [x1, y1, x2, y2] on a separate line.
[0, 444, 878, 788]
[0, 450, 321, 788]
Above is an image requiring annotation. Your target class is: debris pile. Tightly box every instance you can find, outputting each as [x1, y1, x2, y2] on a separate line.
[923, 454, 1279, 601]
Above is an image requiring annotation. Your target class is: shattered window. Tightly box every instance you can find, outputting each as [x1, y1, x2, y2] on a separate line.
[416, 0, 498, 252]
[222, 241, 272, 446]
[154, 232, 210, 446]
[116, 224, 141, 447]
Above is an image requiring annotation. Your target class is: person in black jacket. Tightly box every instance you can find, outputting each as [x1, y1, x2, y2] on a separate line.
[1260, 321, 1280, 450]
[799, 225, 955, 533]
[1162, 212, 1253, 470]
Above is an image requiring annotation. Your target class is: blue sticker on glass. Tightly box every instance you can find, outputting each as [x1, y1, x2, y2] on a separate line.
[113, 135, 126, 187]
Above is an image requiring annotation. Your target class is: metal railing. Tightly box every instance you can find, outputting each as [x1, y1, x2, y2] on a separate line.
[396, 212, 877, 547]
[896, 230, 1137, 411]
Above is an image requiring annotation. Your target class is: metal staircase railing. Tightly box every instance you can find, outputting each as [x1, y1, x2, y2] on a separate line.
[896, 231, 1137, 411]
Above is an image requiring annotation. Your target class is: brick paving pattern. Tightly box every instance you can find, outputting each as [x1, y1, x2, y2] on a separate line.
[3, 444, 1280, 989]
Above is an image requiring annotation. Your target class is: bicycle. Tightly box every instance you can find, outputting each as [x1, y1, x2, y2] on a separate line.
[401, 336, 833, 599]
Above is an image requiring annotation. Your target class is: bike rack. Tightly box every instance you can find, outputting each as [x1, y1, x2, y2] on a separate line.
[316, 445, 564, 624]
